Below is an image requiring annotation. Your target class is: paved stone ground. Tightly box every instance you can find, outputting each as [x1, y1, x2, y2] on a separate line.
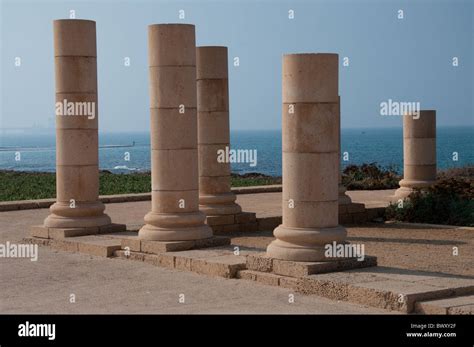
[1, 189, 472, 314]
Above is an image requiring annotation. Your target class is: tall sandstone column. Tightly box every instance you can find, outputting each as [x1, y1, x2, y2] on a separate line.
[394, 110, 437, 200]
[266, 53, 347, 262]
[196, 46, 241, 216]
[139, 24, 212, 241]
[44, 19, 111, 230]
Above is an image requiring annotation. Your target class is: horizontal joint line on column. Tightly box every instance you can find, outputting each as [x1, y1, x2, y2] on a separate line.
[56, 91, 97, 94]
[57, 128, 97, 132]
[282, 150, 337, 154]
[403, 137, 436, 139]
[283, 200, 339, 203]
[150, 107, 197, 110]
[55, 55, 97, 58]
[152, 189, 198, 193]
[198, 111, 229, 113]
[199, 175, 230, 178]
[149, 65, 195, 68]
[196, 78, 228, 81]
[57, 164, 98, 166]
[151, 148, 197, 151]
[282, 102, 339, 105]
[56, 92, 96, 95]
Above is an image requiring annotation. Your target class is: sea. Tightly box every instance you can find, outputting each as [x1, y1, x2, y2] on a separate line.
[0, 127, 472, 176]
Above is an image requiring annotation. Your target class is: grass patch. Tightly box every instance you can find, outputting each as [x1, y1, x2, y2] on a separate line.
[0, 171, 56, 201]
[0, 170, 280, 201]
[230, 173, 281, 187]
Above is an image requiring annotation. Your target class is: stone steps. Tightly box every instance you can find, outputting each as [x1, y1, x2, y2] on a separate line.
[415, 294, 474, 314]
[114, 248, 247, 279]
[236, 267, 474, 314]
[296, 269, 474, 313]
[25, 235, 123, 257]
[236, 270, 298, 289]
[24, 232, 474, 314]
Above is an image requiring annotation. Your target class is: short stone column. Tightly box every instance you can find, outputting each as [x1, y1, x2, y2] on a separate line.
[44, 19, 112, 231]
[394, 110, 437, 200]
[196, 46, 241, 216]
[266, 53, 346, 262]
[337, 96, 352, 205]
[139, 24, 212, 241]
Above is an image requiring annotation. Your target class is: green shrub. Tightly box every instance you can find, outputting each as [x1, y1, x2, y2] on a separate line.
[386, 177, 474, 226]
[342, 163, 400, 190]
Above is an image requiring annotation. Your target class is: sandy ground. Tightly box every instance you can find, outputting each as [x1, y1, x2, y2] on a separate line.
[1, 189, 471, 314]
[231, 224, 474, 278]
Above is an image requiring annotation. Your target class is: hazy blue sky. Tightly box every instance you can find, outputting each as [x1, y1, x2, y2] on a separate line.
[1, 0, 473, 132]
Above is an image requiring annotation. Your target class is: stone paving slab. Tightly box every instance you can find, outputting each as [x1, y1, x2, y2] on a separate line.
[26, 232, 231, 257]
[30, 223, 126, 239]
[246, 252, 377, 277]
[121, 235, 231, 253]
[25, 235, 123, 257]
[415, 295, 474, 314]
[22, 220, 474, 314]
[296, 267, 474, 313]
[114, 246, 247, 279]
[24, 232, 474, 314]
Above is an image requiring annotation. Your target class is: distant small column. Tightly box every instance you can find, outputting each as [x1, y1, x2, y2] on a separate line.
[139, 24, 212, 241]
[196, 46, 242, 216]
[266, 53, 346, 262]
[44, 19, 111, 230]
[337, 96, 352, 205]
[394, 110, 437, 200]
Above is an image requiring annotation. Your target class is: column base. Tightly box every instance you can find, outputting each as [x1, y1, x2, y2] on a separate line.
[139, 224, 212, 241]
[139, 211, 213, 241]
[200, 203, 242, 216]
[266, 224, 347, 262]
[393, 179, 436, 200]
[44, 201, 111, 229]
[199, 192, 242, 216]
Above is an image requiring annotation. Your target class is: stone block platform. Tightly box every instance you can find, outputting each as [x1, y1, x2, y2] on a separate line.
[205, 212, 258, 234]
[25, 230, 231, 257]
[30, 223, 126, 239]
[23, 222, 474, 314]
[246, 252, 377, 277]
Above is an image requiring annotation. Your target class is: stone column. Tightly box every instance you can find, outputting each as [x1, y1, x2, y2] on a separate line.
[394, 110, 437, 200]
[337, 96, 352, 205]
[196, 46, 241, 216]
[139, 24, 212, 241]
[44, 19, 111, 230]
[266, 53, 346, 262]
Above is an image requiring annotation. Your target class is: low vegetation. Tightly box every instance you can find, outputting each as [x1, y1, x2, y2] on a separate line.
[342, 163, 401, 190]
[0, 170, 280, 201]
[386, 173, 474, 226]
